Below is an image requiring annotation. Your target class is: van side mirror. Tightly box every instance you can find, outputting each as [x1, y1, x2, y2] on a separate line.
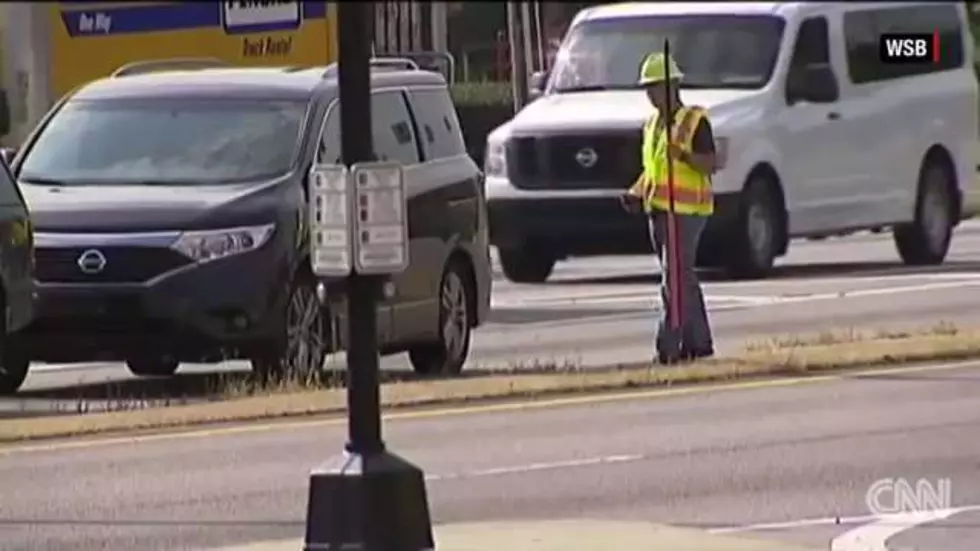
[528, 70, 547, 101]
[786, 64, 838, 105]
[0, 147, 15, 165]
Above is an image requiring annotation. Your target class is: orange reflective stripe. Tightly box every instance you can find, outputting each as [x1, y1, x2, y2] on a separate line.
[651, 182, 713, 205]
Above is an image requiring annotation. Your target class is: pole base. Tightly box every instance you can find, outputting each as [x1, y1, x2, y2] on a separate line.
[304, 449, 434, 551]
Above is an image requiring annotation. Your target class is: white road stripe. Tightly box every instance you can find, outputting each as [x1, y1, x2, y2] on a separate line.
[424, 454, 644, 482]
[712, 505, 980, 550]
[830, 508, 968, 551]
[493, 279, 980, 309]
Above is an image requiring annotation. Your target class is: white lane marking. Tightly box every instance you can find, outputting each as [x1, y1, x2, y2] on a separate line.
[829, 508, 969, 551]
[424, 454, 643, 482]
[711, 505, 980, 542]
[496, 279, 980, 309]
[709, 513, 882, 534]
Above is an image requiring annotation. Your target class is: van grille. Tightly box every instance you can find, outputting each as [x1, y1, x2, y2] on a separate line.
[34, 247, 193, 284]
[507, 131, 643, 190]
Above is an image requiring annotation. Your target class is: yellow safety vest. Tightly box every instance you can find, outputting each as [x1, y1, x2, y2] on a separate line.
[628, 105, 713, 216]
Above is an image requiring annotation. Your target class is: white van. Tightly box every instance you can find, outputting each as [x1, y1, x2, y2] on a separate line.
[484, 1, 977, 282]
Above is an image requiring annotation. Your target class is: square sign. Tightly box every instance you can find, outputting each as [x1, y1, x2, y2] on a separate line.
[352, 161, 409, 274]
[308, 164, 353, 277]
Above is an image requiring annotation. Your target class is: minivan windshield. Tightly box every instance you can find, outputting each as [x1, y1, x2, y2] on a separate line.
[549, 14, 785, 93]
[18, 98, 307, 185]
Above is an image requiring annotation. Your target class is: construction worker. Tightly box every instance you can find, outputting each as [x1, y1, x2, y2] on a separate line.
[620, 51, 718, 364]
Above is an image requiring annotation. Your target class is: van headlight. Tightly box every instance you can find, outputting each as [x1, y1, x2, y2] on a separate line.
[171, 224, 275, 263]
[484, 139, 508, 177]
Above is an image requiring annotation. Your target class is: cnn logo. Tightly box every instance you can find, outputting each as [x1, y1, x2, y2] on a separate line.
[865, 477, 952, 515]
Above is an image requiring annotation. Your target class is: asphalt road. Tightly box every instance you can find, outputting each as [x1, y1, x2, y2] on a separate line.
[5, 221, 980, 410]
[1, 360, 978, 550]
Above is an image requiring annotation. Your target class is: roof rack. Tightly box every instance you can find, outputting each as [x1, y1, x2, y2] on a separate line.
[320, 56, 420, 79]
[319, 52, 455, 85]
[111, 57, 232, 78]
[385, 51, 456, 85]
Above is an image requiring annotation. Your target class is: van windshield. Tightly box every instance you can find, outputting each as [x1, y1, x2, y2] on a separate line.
[549, 14, 785, 93]
[18, 98, 307, 185]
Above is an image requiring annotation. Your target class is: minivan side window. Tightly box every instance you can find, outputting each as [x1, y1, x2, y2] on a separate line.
[0, 159, 21, 204]
[316, 104, 341, 165]
[843, 5, 964, 85]
[407, 87, 467, 161]
[316, 90, 421, 166]
[371, 90, 420, 165]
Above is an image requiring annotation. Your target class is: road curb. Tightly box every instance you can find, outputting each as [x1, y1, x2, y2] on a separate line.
[201, 519, 823, 550]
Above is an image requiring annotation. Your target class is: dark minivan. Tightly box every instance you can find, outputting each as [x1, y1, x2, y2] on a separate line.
[2, 58, 491, 393]
[0, 150, 35, 394]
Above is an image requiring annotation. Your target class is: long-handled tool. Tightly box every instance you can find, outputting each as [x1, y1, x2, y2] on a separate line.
[662, 38, 684, 333]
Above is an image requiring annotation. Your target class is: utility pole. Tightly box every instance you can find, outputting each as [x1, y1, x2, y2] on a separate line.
[303, 3, 433, 550]
[506, 1, 528, 112]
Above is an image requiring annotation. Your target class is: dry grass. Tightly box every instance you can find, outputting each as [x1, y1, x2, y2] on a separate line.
[2, 323, 979, 444]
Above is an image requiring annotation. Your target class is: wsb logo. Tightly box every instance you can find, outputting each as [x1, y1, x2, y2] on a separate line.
[865, 477, 952, 515]
[879, 32, 939, 64]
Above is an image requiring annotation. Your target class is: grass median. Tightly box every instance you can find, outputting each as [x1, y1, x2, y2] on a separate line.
[2, 322, 979, 444]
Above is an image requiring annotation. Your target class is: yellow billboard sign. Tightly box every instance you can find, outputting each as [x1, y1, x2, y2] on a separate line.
[49, 1, 338, 99]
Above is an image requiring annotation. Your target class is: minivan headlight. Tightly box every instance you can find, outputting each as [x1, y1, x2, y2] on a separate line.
[171, 224, 275, 263]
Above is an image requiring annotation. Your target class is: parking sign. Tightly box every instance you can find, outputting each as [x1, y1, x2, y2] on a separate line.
[308, 164, 353, 277]
[351, 162, 409, 275]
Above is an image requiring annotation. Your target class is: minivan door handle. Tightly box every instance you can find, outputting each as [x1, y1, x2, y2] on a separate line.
[827, 111, 841, 120]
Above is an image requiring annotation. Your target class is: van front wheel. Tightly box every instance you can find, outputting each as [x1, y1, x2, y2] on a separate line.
[725, 175, 781, 280]
[893, 161, 954, 266]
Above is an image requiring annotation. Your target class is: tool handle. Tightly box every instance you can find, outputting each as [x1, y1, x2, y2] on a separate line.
[662, 38, 683, 332]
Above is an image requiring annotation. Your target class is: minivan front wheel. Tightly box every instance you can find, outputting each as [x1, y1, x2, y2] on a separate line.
[408, 260, 473, 376]
[251, 273, 331, 379]
[126, 355, 179, 377]
[0, 342, 29, 395]
[894, 160, 954, 266]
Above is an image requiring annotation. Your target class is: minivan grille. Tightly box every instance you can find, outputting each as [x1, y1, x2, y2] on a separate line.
[507, 131, 643, 190]
[34, 247, 193, 284]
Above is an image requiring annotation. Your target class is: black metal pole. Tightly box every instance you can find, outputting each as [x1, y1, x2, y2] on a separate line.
[304, 3, 433, 549]
[337, 0, 384, 456]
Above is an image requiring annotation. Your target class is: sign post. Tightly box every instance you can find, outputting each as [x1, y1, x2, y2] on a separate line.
[303, 3, 433, 550]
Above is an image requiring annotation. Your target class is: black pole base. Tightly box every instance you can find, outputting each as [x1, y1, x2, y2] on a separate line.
[304, 449, 434, 551]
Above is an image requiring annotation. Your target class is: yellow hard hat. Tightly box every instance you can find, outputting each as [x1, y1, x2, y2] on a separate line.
[638, 52, 684, 86]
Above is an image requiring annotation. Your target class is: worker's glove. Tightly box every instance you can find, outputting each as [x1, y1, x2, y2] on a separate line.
[619, 192, 643, 214]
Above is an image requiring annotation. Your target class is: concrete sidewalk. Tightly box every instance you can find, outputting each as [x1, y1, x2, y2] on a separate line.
[206, 519, 822, 550]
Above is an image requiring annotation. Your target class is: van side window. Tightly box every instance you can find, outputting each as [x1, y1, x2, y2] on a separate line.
[407, 87, 467, 161]
[785, 17, 835, 104]
[316, 91, 421, 165]
[844, 5, 964, 85]
[371, 90, 420, 165]
[790, 17, 830, 69]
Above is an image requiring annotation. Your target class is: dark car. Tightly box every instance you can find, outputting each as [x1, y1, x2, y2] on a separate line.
[2, 58, 492, 393]
[0, 151, 35, 394]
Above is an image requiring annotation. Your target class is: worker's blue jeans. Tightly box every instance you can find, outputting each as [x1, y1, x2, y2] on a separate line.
[648, 211, 713, 360]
